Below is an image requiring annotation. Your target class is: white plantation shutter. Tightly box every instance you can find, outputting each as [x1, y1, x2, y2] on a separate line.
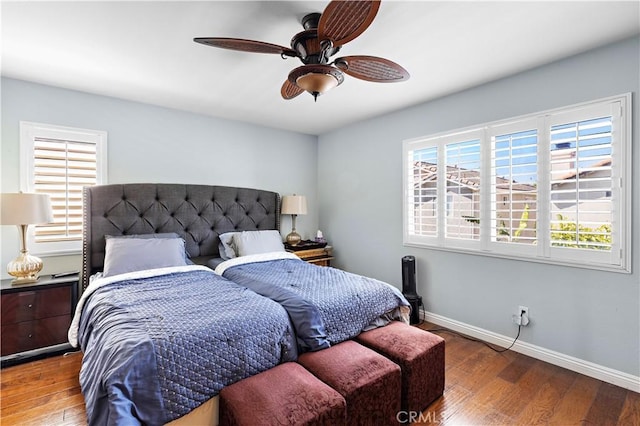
[445, 139, 481, 241]
[487, 121, 539, 255]
[404, 129, 484, 250]
[548, 116, 613, 251]
[408, 146, 438, 238]
[403, 94, 630, 273]
[20, 122, 107, 255]
[33, 138, 97, 242]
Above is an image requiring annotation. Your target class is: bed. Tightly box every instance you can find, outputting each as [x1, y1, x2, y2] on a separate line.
[215, 252, 409, 352]
[72, 183, 409, 426]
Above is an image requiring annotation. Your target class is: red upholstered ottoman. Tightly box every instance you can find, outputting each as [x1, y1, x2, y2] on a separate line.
[219, 362, 346, 426]
[355, 321, 445, 412]
[298, 340, 401, 426]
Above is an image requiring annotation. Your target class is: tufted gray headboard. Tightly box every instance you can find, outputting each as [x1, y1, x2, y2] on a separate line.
[82, 183, 280, 289]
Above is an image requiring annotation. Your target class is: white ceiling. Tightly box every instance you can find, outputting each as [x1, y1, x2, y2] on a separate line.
[2, 1, 639, 135]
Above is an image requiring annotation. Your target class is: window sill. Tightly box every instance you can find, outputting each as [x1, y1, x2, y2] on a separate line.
[402, 242, 630, 274]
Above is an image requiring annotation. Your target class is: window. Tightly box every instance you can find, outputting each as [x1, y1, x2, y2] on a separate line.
[20, 122, 107, 255]
[403, 94, 631, 272]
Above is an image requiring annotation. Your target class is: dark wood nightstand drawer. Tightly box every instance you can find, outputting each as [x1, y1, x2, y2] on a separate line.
[1, 286, 71, 324]
[1, 275, 79, 367]
[1, 315, 71, 355]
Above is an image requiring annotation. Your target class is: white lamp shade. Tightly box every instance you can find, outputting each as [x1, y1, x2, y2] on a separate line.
[1, 193, 54, 225]
[281, 195, 307, 215]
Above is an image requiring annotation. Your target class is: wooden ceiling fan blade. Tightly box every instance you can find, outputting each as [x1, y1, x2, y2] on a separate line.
[334, 55, 409, 82]
[318, 0, 381, 47]
[194, 37, 297, 57]
[281, 79, 304, 100]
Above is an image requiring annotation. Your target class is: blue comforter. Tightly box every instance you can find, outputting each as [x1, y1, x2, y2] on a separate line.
[218, 255, 410, 352]
[72, 267, 297, 426]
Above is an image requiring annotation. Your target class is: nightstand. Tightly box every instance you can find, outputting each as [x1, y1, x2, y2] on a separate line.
[1, 274, 79, 367]
[289, 246, 334, 267]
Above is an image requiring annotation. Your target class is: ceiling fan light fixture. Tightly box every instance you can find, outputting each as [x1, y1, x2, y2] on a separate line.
[297, 72, 338, 94]
[289, 65, 344, 100]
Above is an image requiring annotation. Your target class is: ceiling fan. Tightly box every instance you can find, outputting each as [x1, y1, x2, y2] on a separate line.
[194, 0, 409, 101]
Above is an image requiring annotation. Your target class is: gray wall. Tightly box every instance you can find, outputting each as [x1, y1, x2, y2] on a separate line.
[318, 36, 640, 377]
[1, 78, 319, 277]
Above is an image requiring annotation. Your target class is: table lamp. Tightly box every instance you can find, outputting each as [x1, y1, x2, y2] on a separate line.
[281, 194, 307, 246]
[1, 193, 54, 284]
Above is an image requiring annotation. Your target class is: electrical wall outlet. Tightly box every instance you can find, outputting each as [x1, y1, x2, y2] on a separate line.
[512, 305, 530, 326]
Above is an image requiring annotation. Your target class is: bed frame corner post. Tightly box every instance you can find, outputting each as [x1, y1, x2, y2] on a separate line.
[275, 193, 281, 231]
[81, 186, 92, 291]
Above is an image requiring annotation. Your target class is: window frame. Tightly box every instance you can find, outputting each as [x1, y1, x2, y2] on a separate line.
[20, 121, 108, 256]
[402, 94, 631, 273]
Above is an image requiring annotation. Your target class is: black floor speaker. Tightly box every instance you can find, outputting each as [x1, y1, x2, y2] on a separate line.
[401, 255, 422, 325]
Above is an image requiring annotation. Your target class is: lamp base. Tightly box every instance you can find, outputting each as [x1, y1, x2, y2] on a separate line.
[11, 276, 40, 285]
[285, 231, 302, 246]
[7, 250, 43, 285]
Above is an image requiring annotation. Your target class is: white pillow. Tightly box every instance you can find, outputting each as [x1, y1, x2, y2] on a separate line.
[103, 237, 188, 277]
[232, 230, 285, 257]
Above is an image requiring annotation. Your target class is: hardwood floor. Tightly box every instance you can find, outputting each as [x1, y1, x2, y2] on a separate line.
[1, 323, 638, 425]
[417, 323, 639, 425]
[0, 351, 85, 425]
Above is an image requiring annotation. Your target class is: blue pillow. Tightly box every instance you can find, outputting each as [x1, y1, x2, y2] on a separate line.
[102, 236, 188, 277]
[106, 233, 190, 263]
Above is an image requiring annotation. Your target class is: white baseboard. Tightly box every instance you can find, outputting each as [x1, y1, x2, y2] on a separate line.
[422, 309, 640, 393]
